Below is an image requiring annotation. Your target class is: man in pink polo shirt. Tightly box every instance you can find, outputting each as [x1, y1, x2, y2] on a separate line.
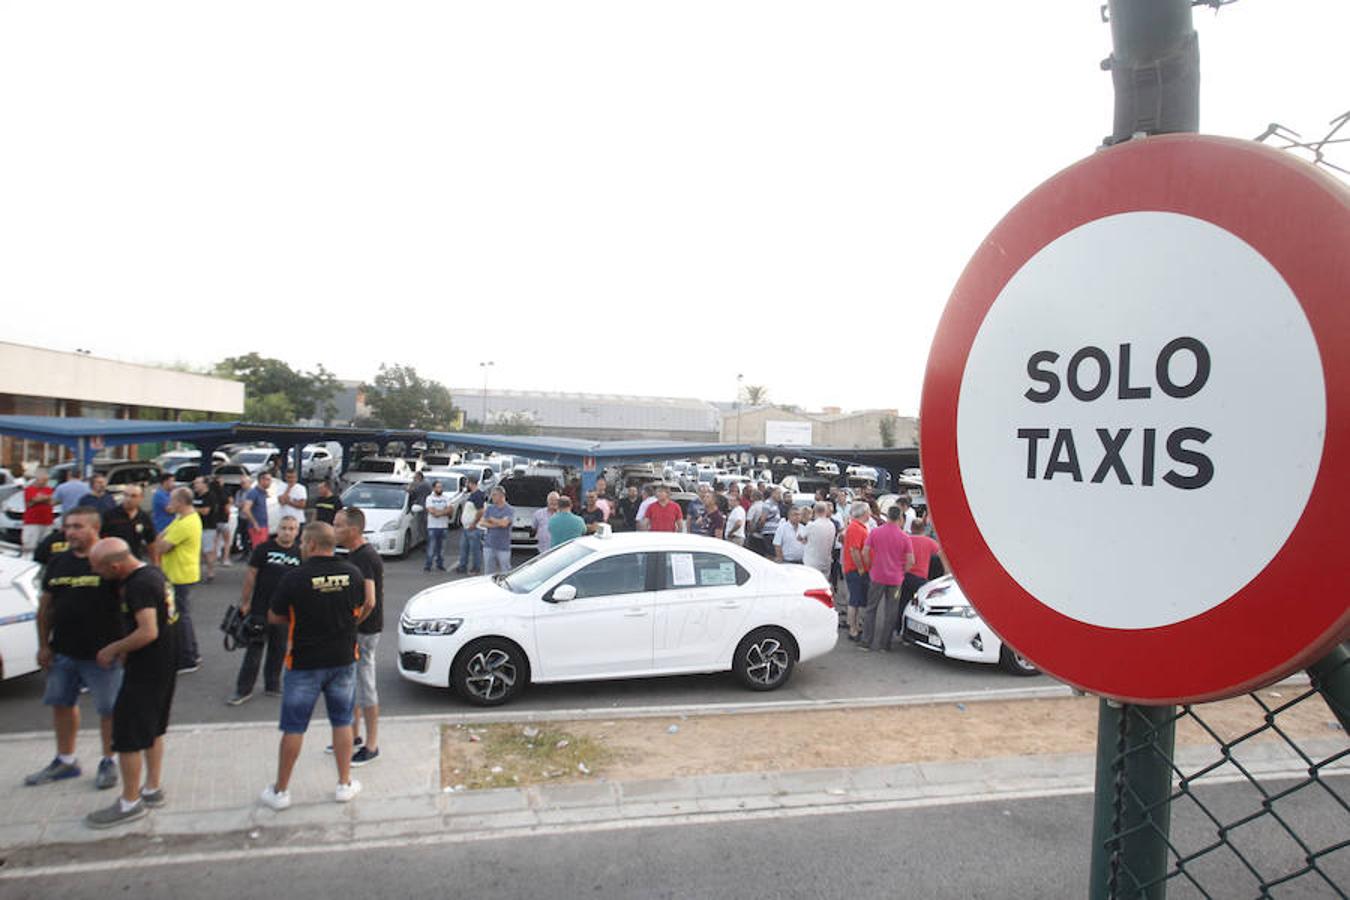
[859, 505, 914, 652]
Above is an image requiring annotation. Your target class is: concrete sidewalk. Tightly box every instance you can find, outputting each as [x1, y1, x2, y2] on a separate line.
[0, 711, 1345, 861]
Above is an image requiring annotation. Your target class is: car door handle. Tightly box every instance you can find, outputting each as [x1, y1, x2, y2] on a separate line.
[623, 608, 648, 617]
[717, 601, 740, 609]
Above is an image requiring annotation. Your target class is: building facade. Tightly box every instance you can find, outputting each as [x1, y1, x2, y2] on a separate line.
[0, 342, 244, 471]
[718, 404, 918, 449]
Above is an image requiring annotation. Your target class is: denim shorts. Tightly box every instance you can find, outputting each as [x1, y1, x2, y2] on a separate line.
[44, 654, 124, 716]
[279, 664, 356, 734]
[846, 571, 870, 608]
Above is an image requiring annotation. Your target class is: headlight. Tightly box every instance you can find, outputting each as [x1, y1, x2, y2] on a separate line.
[959, 606, 979, 619]
[380, 519, 400, 532]
[401, 615, 462, 636]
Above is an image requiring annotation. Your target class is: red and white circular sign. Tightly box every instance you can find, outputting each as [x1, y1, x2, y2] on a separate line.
[920, 134, 1350, 704]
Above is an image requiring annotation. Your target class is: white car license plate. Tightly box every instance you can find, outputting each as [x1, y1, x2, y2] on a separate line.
[907, 618, 929, 636]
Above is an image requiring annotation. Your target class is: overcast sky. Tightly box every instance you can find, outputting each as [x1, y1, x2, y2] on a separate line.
[1, 1, 1344, 415]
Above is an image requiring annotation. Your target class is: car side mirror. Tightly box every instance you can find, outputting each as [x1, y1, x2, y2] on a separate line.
[551, 584, 577, 603]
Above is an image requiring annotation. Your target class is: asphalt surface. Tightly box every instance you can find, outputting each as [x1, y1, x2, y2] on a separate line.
[0, 545, 1050, 734]
[6, 777, 1345, 898]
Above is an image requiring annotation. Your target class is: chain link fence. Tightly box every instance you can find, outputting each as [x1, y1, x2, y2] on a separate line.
[1093, 645, 1350, 898]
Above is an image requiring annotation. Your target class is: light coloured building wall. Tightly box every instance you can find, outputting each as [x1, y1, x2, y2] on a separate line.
[0, 342, 243, 414]
[721, 406, 918, 449]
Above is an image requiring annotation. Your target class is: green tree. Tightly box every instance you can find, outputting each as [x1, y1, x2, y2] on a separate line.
[245, 392, 297, 424]
[214, 353, 339, 422]
[742, 384, 769, 406]
[362, 364, 457, 430]
[879, 415, 898, 448]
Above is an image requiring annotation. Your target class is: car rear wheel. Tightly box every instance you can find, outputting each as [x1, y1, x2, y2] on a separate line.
[452, 638, 527, 706]
[999, 644, 1040, 676]
[732, 627, 796, 691]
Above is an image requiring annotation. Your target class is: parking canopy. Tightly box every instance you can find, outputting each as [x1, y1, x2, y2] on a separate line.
[0, 415, 237, 450]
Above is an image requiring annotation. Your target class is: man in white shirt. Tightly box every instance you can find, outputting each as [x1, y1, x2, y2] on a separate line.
[276, 469, 307, 532]
[802, 502, 836, 578]
[532, 492, 559, 553]
[423, 480, 453, 572]
[773, 506, 806, 563]
[724, 498, 747, 546]
[635, 485, 657, 531]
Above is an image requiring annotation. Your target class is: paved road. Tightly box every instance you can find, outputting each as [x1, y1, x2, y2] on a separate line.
[6, 777, 1345, 898]
[0, 548, 1050, 734]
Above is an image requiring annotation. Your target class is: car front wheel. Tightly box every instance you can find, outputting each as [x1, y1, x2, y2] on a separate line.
[732, 627, 796, 691]
[999, 644, 1040, 676]
[452, 638, 527, 706]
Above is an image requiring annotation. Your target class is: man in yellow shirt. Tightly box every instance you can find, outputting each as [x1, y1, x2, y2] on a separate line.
[151, 488, 202, 675]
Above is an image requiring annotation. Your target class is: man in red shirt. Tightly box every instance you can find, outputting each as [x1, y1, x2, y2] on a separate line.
[23, 469, 56, 558]
[860, 506, 915, 652]
[903, 527, 941, 618]
[642, 486, 684, 533]
[841, 501, 871, 642]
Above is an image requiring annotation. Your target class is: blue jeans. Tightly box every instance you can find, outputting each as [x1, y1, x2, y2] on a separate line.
[43, 654, 123, 716]
[484, 547, 512, 574]
[279, 664, 356, 734]
[426, 528, 448, 569]
[457, 529, 483, 573]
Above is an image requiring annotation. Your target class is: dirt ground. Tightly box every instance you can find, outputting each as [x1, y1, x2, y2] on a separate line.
[440, 691, 1345, 790]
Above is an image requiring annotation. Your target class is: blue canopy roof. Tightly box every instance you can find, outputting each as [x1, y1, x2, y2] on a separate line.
[0, 415, 237, 449]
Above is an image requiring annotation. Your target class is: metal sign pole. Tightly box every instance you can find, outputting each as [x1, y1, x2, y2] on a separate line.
[1089, 2, 1197, 896]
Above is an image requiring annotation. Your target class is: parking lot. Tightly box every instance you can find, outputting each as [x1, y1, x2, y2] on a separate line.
[0, 547, 1052, 735]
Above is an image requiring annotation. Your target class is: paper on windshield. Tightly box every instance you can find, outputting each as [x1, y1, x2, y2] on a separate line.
[670, 553, 696, 587]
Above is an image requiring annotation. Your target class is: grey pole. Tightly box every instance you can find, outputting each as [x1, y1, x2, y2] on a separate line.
[1089, 3, 1198, 897]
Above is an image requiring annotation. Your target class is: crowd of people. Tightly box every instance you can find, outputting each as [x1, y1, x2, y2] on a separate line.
[15, 459, 934, 830]
[17, 465, 383, 828]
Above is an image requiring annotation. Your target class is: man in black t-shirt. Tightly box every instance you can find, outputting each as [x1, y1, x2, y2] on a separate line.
[260, 522, 373, 811]
[191, 477, 223, 582]
[24, 508, 125, 793]
[335, 507, 383, 766]
[85, 537, 178, 829]
[228, 515, 302, 705]
[311, 481, 343, 525]
[100, 485, 155, 560]
[32, 529, 71, 567]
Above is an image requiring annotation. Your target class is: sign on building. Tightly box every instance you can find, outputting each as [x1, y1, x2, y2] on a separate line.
[764, 420, 813, 446]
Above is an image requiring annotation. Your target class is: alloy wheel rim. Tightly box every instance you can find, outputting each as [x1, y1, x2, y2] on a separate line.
[465, 649, 516, 700]
[745, 638, 789, 685]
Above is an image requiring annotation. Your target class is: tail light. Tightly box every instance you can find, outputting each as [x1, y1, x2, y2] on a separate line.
[805, 588, 834, 609]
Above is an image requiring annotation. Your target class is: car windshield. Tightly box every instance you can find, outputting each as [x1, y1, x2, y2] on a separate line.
[426, 474, 462, 493]
[499, 540, 595, 594]
[341, 483, 406, 510]
[447, 466, 485, 481]
[238, 451, 271, 463]
[353, 460, 395, 473]
[423, 454, 453, 467]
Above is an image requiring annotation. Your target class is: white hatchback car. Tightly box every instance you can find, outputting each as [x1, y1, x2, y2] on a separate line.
[340, 479, 425, 557]
[0, 552, 42, 681]
[899, 575, 1041, 676]
[398, 532, 838, 705]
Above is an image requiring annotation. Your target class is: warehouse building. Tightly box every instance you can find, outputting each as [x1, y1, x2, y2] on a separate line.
[0, 341, 244, 471]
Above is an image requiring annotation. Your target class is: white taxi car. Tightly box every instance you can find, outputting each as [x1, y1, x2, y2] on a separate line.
[398, 531, 838, 705]
[340, 479, 425, 558]
[899, 575, 1040, 676]
[0, 552, 41, 681]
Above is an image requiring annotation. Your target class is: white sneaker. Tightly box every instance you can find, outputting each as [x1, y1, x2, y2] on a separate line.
[335, 779, 362, 803]
[259, 784, 291, 811]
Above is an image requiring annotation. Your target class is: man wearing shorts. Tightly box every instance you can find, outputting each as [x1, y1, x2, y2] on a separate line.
[336, 507, 383, 767]
[85, 537, 178, 828]
[260, 522, 372, 810]
[25, 508, 124, 792]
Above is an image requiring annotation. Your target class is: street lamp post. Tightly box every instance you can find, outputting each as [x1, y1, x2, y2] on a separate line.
[735, 373, 744, 459]
[479, 361, 494, 430]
